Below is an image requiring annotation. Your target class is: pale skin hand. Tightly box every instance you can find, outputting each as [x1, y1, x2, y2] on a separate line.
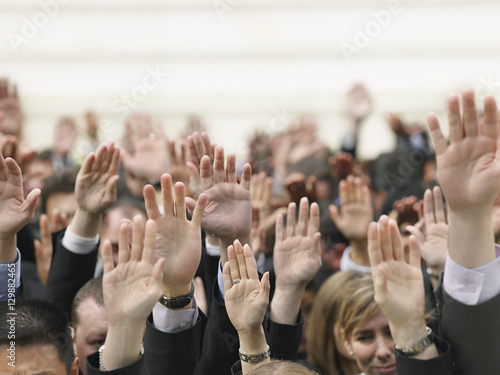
[271, 197, 322, 325]
[121, 115, 170, 182]
[71, 142, 120, 238]
[427, 90, 499, 268]
[185, 146, 253, 265]
[34, 210, 68, 286]
[329, 175, 373, 266]
[143, 174, 207, 298]
[0, 152, 40, 263]
[186, 131, 214, 200]
[101, 216, 165, 371]
[406, 187, 448, 277]
[223, 241, 271, 374]
[368, 216, 439, 359]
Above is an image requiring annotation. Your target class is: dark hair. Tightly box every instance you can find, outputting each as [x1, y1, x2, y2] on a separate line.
[71, 276, 104, 328]
[40, 167, 79, 214]
[0, 298, 75, 374]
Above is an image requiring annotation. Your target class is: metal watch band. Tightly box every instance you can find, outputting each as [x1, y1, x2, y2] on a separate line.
[395, 327, 434, 356]
[239, 345, 271, 363]
[158, 281, 195, 309]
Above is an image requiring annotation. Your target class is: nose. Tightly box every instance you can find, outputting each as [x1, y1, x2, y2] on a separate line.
[375, 335, 394, 360]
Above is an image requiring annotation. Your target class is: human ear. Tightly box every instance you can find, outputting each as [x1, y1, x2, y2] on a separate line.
[70, 356, 79, 375]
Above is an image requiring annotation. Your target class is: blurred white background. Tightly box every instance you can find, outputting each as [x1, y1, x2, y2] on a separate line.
[2, 0, 500, 159]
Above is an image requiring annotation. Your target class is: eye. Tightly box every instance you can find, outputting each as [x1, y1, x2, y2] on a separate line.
[355, 334, 373, 343]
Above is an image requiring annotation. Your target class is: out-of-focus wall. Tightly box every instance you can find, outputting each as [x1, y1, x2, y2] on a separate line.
[1, 0, 500, 159]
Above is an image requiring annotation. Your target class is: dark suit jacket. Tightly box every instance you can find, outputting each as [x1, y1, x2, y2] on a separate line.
[436, 276, 500, 375]
[195, 281, 303, 375]
[87, 310, 208, 375]
[45, 229, 99, 319]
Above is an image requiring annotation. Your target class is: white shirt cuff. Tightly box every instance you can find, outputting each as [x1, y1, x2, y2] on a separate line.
[443, 245, 500, 306]
[339, 246, 372, 273]
[205, 236, 221, 257]
[62, 227, 99, 255]
[152, 297, 199, 333]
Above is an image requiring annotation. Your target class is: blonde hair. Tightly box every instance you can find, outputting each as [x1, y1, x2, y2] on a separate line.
[247, 360, 318, 375]
[306, 271, 375, 375]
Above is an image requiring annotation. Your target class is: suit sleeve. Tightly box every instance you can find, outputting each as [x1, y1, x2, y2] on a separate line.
[143, 310, 207, 375]
[44, 228, 99, 318]
[87, 352, 143, 375]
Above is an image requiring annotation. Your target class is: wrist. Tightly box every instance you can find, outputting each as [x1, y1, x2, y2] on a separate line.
[270, 285, 304, 325]
[389, 320, 428, 348]
[161, 282, 194, 309]
[70, 208, 101, 238]
[0, 236, 17, 264]
[238, 326, 267, 350]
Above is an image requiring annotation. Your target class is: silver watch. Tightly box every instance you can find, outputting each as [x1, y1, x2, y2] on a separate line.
[395, 327, 434, 356]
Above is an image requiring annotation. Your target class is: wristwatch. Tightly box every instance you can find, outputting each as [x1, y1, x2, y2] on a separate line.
[158, 282, 194, 309]
[395, 327, 434, 356]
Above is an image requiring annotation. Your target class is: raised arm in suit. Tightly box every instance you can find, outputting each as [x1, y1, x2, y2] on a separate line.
[45, 142, 120, 316]
[427, 89, 500, 374]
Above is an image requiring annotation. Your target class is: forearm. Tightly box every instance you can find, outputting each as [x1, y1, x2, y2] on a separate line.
[448, 209, 496, 268]
[69, 208, 101, 238]
[238, 326, 270, 375]
[102, 322, 144, 371]
[0, 235, 17, 264]
[270, 286, 304, 325]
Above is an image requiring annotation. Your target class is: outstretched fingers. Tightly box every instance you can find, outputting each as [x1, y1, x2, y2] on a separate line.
[427, 113, 447, 156]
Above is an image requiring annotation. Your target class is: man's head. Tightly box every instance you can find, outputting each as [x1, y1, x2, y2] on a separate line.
[40, 167, 79, 221]
[71, 277, 107, 375]
[0, 298, 79, 374]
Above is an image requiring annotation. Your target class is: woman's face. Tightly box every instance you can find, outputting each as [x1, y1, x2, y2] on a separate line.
[344, 309, 396, 375]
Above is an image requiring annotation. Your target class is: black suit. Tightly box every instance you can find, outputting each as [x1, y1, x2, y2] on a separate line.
[45, 229, 99, 318]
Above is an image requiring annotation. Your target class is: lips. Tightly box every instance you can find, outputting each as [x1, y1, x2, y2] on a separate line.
[375, 364, 397, 375]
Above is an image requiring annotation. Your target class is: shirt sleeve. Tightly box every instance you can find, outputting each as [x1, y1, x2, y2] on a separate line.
[62, 227, 99, 255]
[443, 244, 500, 306]
[0, 249, 22, 301]
[151, 297, 199, 333]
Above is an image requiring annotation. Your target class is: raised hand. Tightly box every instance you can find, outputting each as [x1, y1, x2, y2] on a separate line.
[427, 90, 499, 267]
[0, 79, 23, 138]
[223, 240, 271, 374]
[185, 146, 252, 265]
[284, 173, 317, 205]
[428, 90, 500, 212]
[271, 197, 321, 324]
[71, 142, 120, 238]
[368, 216, 437, 358]
[101, 216, 165, 370]
[406, 187, 448, 277]
[329, 175, 373, 241]
[143, 174, 207, 298]
[0, 151, 40, 262]
[34, 210, 68, 286]
[121, 115, 170, 182]
[186, 131, 214, 200]
[75, 142, 120, 215]
[168, 139, 190, 189]
[223, 240, 270, 334]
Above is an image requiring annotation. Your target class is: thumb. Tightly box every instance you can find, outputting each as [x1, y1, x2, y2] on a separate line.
[22, 188, 41, 219]
[329, 204, 340, 224]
